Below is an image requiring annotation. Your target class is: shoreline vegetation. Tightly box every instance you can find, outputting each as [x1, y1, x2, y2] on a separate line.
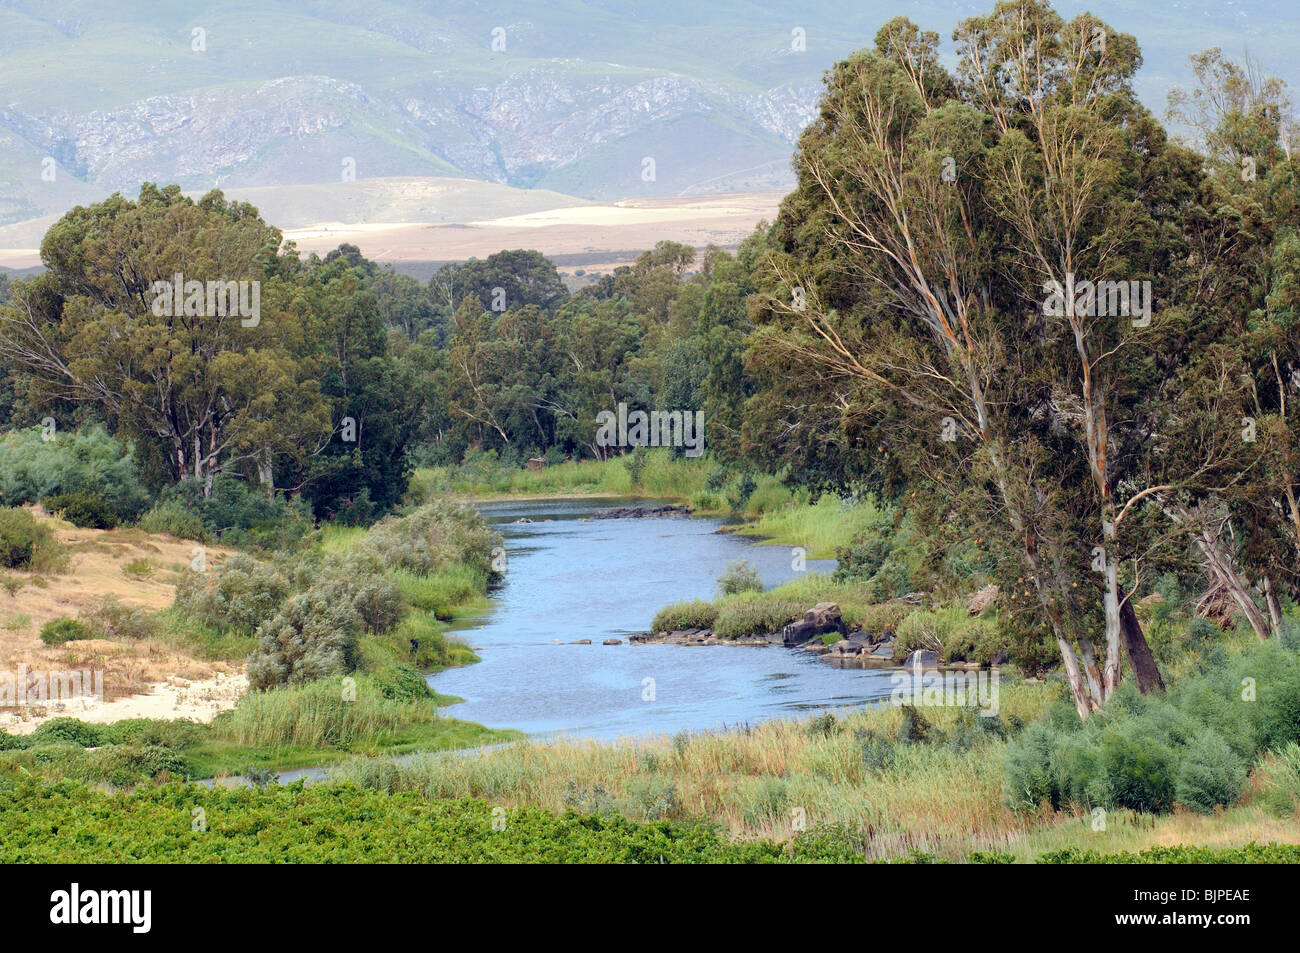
[3, 0, 1300, 863]
[3, 451, 1298, 862]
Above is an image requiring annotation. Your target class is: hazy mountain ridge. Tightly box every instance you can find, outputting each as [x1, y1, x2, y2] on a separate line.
[0, 0, 1297, 228]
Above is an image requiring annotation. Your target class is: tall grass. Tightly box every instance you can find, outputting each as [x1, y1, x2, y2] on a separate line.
[214, 677, 439, 748]
[391, 565, 488, 614]
[332, 681, 1056, 856]
[736, 493, 892, 559]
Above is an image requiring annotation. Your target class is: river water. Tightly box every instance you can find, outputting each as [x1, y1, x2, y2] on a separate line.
[427, 498, 901, 741]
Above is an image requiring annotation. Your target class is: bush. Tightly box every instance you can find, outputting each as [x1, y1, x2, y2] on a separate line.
[0, 425, 151, 522]
[136, 502, 210, 542]
[365, 500, 499, 578]
[174, 553, 293, 637]
[39, 618, 92, 646]
[246, 590, 361, 689]
[650, 599, 718, 633]
[0, 507, 64, 572]
[1175, 731, 1247, 814]
[42, 491, 117, 529]
[78, 596, 159, 641]
[151, 475, 311, 550]
[716, 560, 763, 596]
[306, 550, 405, 635]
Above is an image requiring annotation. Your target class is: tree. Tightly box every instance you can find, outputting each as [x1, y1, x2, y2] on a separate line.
[0, 185, 331, 495]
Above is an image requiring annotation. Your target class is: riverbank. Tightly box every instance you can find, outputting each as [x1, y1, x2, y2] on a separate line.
[408, 451, 887, 559]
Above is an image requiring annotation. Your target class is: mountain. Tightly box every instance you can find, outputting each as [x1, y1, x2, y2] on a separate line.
[0, 0, 1297, 228]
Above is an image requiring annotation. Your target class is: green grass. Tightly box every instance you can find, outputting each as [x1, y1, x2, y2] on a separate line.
[316, 523, 369, 554]
[734, 493, 891, 559]
[391, 565, 489, 617]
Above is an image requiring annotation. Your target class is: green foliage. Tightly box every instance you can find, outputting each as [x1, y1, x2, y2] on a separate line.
[365, 499, 499, 578]
[42, 491, 117, 529]
[153, 475, 311, 551]
[716, 559, 763, 596]
[650, 599, 718, 633]
[135, 502, 210, 542]
[0, 426, 150, 522]
[1004, 641, 1300, 815]
[247, 590, 361, 690]
[175, 553, 293, 637]
[39, 617, 91, 646]
[0, 506, 64, 571]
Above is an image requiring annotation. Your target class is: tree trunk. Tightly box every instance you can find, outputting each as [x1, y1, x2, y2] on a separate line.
[1118, 584, 1164, 693]
[1263, 576, 1284, 638]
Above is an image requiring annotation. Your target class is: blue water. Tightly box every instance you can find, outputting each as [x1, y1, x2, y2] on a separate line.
[427, 498, 900, 741]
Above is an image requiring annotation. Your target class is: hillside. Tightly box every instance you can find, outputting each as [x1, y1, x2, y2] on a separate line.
[0, 0, 1297, 231]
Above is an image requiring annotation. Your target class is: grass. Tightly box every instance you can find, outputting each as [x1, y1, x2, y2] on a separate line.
[332, 681, 1056, 854]
[652, 572, 914, 639]
[732, 492, 892, 559]
[391, 565, 489, 617]
[325, 668, 1300, 861]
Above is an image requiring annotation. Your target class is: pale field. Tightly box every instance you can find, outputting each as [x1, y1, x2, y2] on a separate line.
[0, 508, 245, 731]
[0, 188, 784, 271]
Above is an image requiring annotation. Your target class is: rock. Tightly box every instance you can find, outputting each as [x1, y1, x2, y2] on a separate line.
[902, 649, 940, 670]
[968, 584, 999, 616]
[570, 639, 591, 644]
[514, 517, 534, 524]
[781, 602, 847, 646]
[846, 630, 870, 645]
[592, 504, 693, 520]
[871, 642, 894, 659]
[603, 638, 623, 645]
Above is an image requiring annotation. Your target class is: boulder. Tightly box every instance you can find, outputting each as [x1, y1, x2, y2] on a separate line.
[603, 638, 623, 645]
[570, 639, 591, 645]
[902, 648, 940, 670]
[781, 602, 847, 646]
[593, 504, 692, 520]
[871, 642, 894, 659]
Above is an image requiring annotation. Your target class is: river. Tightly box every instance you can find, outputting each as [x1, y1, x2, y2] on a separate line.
[427, 497, 902, 741]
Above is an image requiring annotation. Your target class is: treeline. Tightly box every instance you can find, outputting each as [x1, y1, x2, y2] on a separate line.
[2, 0, 1300, 721]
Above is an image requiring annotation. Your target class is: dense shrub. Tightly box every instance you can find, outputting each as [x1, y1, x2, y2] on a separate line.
[0, 507, 64, 571]
[42, 491, 117, 529]
[39, 618, 92, 646]
[175, 553, 293, 636]
[0, 426, 151, 522]
[135, 502, 210, 542]
[716, 559, 763, 596]
[151, 475, 311, 550]
[77, 596, 159, 641]
[365, 500, 499, 577]
[1000, 641, 1300, 816]
[246, 590, 361, 689]
[307, 550, 405, 635]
